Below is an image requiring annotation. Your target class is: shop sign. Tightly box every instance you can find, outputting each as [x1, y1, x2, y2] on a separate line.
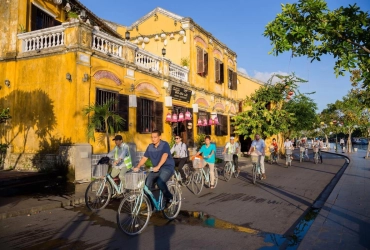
[170, 85, 192, 103]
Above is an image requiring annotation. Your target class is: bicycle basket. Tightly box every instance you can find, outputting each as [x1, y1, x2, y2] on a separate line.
[285, 149, 292, 155]
[92, 164, 109, 178]
[269, 147, 275, 153]
[251, 155, 259, 163]
[223, 153, 233, 162]
[299, 147, 305, 152]
[192, 157, 204, 168]
[124, 172, 146, 190]
[313, 147, 319, 153]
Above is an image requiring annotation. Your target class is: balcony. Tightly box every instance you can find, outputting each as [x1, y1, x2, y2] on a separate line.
[16, 22, 188, 83]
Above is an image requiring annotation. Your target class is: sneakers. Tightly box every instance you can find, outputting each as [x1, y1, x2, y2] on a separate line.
[262, 173, 267, 180]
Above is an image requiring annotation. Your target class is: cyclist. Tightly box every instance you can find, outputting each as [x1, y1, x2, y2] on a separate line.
[107, 135, 132, 187]
[196, 135, 216, 189]
[270, 138, 278, 162]
[314, 138, 324, 163]
[247, 134, 266, 179]
[134, 130, 175, 207]
[170, 135, 188, 182]
[222, 136, 240, 174]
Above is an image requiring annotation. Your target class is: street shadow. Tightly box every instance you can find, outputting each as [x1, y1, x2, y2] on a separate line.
[0, 89, 57, 169]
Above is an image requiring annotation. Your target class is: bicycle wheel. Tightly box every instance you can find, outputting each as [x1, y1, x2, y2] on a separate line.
[233, 166, 239, 178]
[252, 164, 257, 184]
[117, 194, 151, 235]
[183, 164, 191, 186]
[85, 178, 112, 212]
[213, 167, 219, 188]
[223, 162, 232, 182]
[162, 184, 182, 220]
[191, 170, 204, 195]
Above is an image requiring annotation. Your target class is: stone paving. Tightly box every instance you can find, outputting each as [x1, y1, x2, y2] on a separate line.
[299, 150, 370, 250]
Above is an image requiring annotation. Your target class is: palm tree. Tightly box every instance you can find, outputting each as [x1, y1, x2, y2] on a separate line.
[83, 98, 124, 153]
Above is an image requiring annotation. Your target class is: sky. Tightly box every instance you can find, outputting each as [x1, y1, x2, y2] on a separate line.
[81, 0, 370, 112]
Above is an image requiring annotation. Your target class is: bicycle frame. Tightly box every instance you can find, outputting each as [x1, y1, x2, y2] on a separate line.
[195, 167, 210, 183]
[103, 174, 124, 194]
[225, 160, 235, 173]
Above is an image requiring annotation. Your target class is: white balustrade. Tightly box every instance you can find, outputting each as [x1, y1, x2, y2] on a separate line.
[92, 30, 124, 59]
[17, 25, 65, 52]
[169, 64, 189, 82]
[135, 50, 160, 72]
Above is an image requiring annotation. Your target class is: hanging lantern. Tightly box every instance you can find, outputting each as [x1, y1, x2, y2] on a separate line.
[161, 33, 166, 39]
[178, 112, 184, 122]
[179, 30, 185, 36]
[185, 111, 191, 120]
[172, 113, 178, 123]
[203, 119, 208, 126]
[53, 0, 63, 5]
[138, 37, 144, 42]
[166, 113, 172, 122]
[286, 95, 291, 100]
[209, 118, 214, 125]
[288, 91, 294, 96]
[214, 116, 219, 125]
[197, 118, 202, 126]
[144, 37, 150, 43]
[170, 33, 175, 40]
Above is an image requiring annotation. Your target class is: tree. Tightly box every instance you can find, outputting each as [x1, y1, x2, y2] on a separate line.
[233, 74, 306, 152]
[264, 0, 370, 91]
[83, 99, 124, 153]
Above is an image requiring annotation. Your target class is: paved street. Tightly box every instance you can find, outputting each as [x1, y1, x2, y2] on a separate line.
[0, 152, 347, 250]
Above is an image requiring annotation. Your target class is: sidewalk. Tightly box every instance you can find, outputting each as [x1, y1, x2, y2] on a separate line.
[299, 149, 370, 250]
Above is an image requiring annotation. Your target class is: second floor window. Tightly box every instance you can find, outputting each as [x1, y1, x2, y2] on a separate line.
[215, 114, 228, 136]
[197, 47, 208, 77]
[31, 4, 60, 31]
[137, 98, 163, 133]
[215, 59, 224, 84]
[228, 69, 238, 90]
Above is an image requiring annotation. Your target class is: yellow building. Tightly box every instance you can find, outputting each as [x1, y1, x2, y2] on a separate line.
[0, 1, 264, 177]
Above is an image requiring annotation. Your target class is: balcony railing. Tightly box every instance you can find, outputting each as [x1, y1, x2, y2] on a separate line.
[169, 63, 189, 82]
[135, 50, 160, 72]
[92, 30, 124, 59]
[17, 25, 65, 52]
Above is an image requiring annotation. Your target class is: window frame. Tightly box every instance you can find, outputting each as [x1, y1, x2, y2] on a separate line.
[197, 47, 208, 77]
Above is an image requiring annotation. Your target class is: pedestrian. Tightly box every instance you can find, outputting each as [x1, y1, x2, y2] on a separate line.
[340, 138, 345, 149]
[196, 136, 217, 188]
[247, 134, 266, 179]
[107, 135, 133, 187]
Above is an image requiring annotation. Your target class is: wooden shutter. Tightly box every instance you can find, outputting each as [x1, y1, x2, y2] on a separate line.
[215, 59, 220, 83]
[215, 114, 222, 136]
[206, 112, 211, 135]
[204, 52, 208, 76]
[222, 115, 228, 136]
[136, 97, 142, 133]
[220, 63, 224, 83]
[230, 117, 235, 136]
[197, 48, 204, 74]
[154, 102, 163, 133]
[233, 72, 238, 90]
[228, 69, 232, 89]
[117, 94, 129, 131]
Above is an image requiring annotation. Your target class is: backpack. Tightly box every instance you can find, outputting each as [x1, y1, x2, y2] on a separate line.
[97, 156, 110, 165]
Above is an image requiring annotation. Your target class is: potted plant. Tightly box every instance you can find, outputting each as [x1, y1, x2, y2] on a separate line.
[67, 11, 79, 22]
[180, 57, 190, 69]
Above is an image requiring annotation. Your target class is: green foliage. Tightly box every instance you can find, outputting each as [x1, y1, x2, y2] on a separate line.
[233, 74, 306, 139]
[180, 57, 190, 67]
[0, 108, 11, 123]
[215, 157, 223, 164]
[68, 11, 79, 19]
[83, 98, 125, 153]
[195, 133, 206, 151]
[18, 24, 26, 33]
[264, 0, 370, 91]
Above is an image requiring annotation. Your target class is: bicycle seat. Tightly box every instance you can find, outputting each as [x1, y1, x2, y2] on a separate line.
[113, 177, 120, 184]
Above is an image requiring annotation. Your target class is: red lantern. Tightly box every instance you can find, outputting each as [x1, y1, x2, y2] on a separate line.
[172, 113, 178, 122]
[286, 95, 291, 100]
[333, 120, 337, 124]
[166, 113, 172, 122]
[288, 91, 294, 96]
[209, 118, 214, 125]
[203, 119, 208, 126]
[185, 111, 191, 120]
[214, 116, 219, 125]
[178, 112, 184, 122]
[197, 118, 202, 126]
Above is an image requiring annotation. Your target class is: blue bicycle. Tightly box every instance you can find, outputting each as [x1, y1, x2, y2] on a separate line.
[117, 170, 182, 235]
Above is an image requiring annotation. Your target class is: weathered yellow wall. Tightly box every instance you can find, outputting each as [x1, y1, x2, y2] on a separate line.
[237, 74, 264, 100]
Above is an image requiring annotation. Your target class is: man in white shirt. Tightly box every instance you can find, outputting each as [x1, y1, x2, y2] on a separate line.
[247, 134, 266, 179]
[170, 135, 188, 182]
[223, 136, 240, 173]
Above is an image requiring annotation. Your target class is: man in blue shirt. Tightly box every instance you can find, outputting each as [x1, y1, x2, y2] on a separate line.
[247, 134, 266, 180]
[134, 130, 175, 206]
[196, 135, 217, 189]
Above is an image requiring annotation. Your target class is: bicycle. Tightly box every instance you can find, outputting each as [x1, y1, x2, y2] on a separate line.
[171, 163, 191, 187]
[190, 156, 218, 195]
[313, 146, 320, 164]
[285, 148, 292, 167]
[269, 148, 278, 164]
[251, 154, 262, 184]
[299, 147, 309, 162]
[85, 164, 126, 212]
[223, 153, 239, 181]
[117, 170, 182, 235]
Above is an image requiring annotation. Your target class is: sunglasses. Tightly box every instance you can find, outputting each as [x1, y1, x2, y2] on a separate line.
[175, 138, 180, 140]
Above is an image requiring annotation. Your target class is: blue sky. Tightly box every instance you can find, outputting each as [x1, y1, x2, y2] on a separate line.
[81, 0, 369, 112]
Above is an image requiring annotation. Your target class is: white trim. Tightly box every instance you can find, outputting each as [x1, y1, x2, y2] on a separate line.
[129, 7, 183, 29]
[32, 2, 57, 18]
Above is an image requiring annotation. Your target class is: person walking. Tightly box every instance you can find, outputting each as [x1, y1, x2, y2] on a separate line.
[340, 138, 345, 149]
[196, 136, 217, 189]
[134, 130, 175, 207]
[222, 136, 240, 174]
[170, 135, 188, 182]
[247, 134, 266, 179]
